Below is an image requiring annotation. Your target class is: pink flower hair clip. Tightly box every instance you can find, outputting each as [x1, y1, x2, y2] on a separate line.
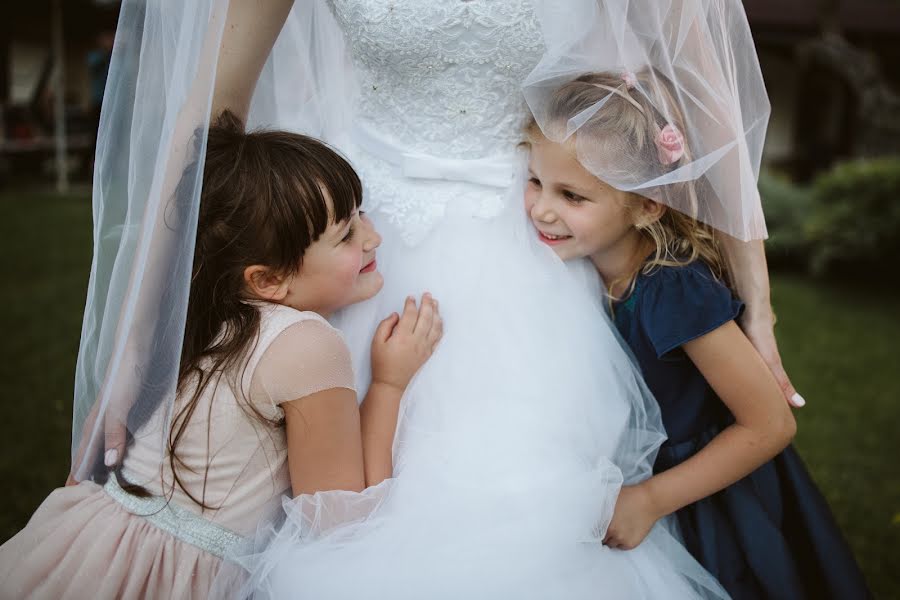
[655, 123, 685, 165]
[622, 71, 637, 90]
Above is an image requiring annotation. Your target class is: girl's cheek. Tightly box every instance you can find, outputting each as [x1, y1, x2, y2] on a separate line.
[524, 186, 537, 209]
[338, 248, 364, 281]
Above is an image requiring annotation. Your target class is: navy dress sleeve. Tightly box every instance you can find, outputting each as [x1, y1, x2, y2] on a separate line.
[637, 262, 744, 359]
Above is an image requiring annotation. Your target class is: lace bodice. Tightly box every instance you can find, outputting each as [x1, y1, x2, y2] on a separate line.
[326, 0, 545, 243]
[328, 0, 543, 158]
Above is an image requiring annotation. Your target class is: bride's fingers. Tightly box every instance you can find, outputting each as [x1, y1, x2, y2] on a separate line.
[104, 418, 127, 468]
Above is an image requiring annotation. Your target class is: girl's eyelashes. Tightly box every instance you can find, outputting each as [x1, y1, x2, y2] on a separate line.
[528, 175, 584, 203]
[562, 189, 586, 203]
[338, 210, 363, 243]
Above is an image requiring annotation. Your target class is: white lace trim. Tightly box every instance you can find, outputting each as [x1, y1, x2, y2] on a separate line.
[326, 0, 543, 243]
[331, 0, 542, 157]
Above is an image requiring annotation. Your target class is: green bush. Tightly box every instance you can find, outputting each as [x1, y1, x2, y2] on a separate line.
[806, 157, 900, 275]
[759, 170, 814, 267]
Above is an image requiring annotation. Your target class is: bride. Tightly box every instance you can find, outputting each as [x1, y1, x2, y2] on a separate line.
[71, 0, 794, 597]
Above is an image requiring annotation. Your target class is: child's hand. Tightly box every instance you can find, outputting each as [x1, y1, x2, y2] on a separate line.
[371, 294, 443, 393]
[603, 484, 662, 550]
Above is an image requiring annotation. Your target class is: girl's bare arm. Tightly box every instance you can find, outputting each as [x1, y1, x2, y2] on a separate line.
[643, 321, 796, 517]
[604, 320, 796, 549]
[283, 388, 366, 496]
[362, 295, 443, 487]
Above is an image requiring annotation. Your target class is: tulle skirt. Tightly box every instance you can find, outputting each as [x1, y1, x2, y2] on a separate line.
[0, 482, 222, 600]
[229, 154, 728, 599]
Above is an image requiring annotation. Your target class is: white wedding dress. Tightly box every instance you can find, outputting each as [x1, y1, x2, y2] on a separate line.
[233, 2, 728, 598]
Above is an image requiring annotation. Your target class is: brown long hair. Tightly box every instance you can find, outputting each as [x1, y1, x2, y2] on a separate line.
[121, 111, 362, 507]
[525, 70, 730, 304]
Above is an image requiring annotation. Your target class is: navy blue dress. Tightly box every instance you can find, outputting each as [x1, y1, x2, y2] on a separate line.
[613, 260, 870, 600]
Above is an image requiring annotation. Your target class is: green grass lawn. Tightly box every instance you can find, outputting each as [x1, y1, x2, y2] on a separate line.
[0, 187, 897, 597]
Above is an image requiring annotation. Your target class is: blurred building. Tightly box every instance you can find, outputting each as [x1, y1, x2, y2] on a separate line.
[1, 0, 899, 186]
[0, 0, 119, 184]
[747, 0, 900, 181]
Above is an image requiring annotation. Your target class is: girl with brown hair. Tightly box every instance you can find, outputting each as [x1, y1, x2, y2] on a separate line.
[0, 113, 442, 599]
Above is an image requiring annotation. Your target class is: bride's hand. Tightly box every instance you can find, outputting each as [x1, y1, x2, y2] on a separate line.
[740, 306, 805, 408]
[603, 484, 661, 551]
[65, 397, 128, 485]
[719, 235, 804, 408]
[371, 294, 443, 393]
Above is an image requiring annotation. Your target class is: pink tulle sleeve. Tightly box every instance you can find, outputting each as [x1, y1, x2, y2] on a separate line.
[249, 320, 357, 420]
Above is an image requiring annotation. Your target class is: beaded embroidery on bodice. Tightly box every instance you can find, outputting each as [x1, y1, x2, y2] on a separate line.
[327, 0, 544, 159]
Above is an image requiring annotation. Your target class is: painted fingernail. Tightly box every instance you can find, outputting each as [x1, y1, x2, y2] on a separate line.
[791, 393, 806, 407]
[104, 448, 119, 467]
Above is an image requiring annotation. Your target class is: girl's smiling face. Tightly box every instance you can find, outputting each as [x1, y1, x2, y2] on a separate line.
[282, 209, 383, 316]
[525, 137, 640, 268]
[245, 207, 383, 318]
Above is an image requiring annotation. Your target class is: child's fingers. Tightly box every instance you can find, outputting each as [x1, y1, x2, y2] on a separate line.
[398, 295, 418, 335]
[413, 293, 435, 336]
[428, 310, 443, 348]
[374, 312, 400, 344]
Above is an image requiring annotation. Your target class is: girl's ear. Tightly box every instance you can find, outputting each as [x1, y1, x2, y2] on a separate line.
[636, 197, 666, 228]
[243, 265, 291, 301]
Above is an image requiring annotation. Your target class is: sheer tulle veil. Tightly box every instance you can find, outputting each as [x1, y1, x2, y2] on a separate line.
[72, 0, 230, 480]
[527, 0, 770, 241]
[72, 0, 769, 517]
[70, 0, 355, 480]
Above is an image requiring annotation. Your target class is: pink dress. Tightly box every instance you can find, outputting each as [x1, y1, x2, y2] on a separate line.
[0, 304, 355, 599]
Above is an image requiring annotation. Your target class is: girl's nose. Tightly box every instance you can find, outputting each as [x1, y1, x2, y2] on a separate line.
[530, 194, 556, 224]
[361, 214, 382, 252]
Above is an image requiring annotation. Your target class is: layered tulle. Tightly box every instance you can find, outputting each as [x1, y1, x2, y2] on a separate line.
[225, 159, 727, 599]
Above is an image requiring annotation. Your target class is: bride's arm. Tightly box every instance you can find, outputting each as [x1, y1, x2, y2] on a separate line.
[718, 234, 803, 407]
[74, 1, 296, 482]
[211, 0, 295, 121]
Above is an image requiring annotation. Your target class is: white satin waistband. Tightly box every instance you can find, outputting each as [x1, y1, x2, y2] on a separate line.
[351, 123, 518, 189]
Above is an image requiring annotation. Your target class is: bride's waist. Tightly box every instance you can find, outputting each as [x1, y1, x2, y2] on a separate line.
[348, 122, 521, 189]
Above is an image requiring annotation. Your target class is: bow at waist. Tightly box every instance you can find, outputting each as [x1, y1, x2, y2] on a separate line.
[351, 123, 518, 189]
